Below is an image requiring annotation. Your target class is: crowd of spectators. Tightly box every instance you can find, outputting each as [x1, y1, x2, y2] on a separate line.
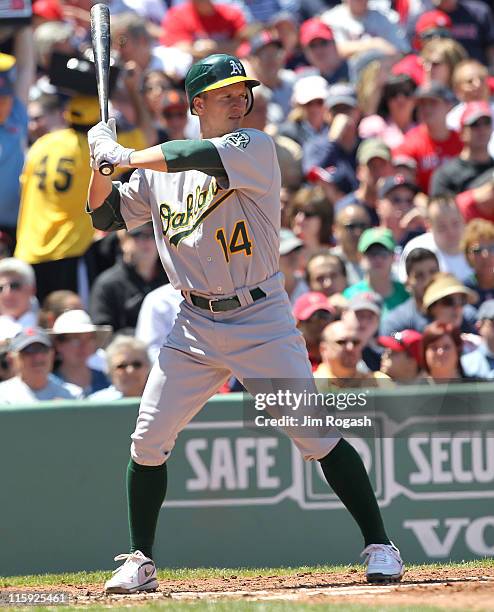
[2, 0, 494, 404]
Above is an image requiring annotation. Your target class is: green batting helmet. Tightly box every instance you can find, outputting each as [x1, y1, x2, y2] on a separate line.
[185, 54, 260, 116]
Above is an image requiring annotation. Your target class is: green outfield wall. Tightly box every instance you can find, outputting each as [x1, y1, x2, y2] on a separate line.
[1, 383, 494, 576]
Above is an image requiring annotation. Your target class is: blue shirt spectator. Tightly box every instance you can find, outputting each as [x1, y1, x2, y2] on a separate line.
[0, 98, 28, 227]
[0, 55, 28, 231]
[461, 299, 494, 379]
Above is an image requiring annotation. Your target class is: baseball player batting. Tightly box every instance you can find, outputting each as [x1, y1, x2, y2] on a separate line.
[87, 54, 404, 593]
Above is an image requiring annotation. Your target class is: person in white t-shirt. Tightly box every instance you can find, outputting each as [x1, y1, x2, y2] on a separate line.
[398, 196, 472, 282]
[135, 283, 183, 362]
[321, 0, 409, 60]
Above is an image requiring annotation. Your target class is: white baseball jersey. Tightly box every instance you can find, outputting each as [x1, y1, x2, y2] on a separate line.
[117, 128, 281, 295]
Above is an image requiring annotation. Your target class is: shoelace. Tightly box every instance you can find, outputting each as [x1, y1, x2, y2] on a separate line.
[111, 552, 147, 575]
[361, 544, 398, 565]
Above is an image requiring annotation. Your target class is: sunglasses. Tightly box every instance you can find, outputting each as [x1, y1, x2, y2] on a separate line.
[57, 334, 95, 345]
[421, 31, 451, 41]
[437, 295, 467, 307]
[343, 222, 369, 232]
[114, 360, 144, 370]
[308, 39, 331, 49]
[21, 344, 51, 355]
[387, 87, 415, 99]
[469, 117, 492, 128]
[0, 281, 23, 293]
[468, 245, 494, 256]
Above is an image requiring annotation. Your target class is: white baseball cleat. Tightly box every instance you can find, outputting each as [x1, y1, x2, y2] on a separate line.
[104, 550, 158, 594]
[361, 542, 404, 583]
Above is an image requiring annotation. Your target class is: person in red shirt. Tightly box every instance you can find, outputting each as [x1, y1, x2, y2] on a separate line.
[456, 169, 494, 223]
[160, 0, 246, 59]
[393, 81, 462, 194]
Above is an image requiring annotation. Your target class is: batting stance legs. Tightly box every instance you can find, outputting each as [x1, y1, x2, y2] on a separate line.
[104, 277, 404, 593]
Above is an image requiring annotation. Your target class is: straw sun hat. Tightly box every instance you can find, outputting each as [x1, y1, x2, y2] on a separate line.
[51, 310, 113, 349]
[422, 273, 478, 311]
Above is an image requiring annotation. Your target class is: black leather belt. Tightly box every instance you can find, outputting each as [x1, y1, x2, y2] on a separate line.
[189, 287, 266, 313]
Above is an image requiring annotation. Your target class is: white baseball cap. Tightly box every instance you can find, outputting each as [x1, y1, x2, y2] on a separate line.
[292, 75, 329, 106]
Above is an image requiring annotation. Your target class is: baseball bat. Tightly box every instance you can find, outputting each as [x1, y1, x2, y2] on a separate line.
[90, 3, 114, 176]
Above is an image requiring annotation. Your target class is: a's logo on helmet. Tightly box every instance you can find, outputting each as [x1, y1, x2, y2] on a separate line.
[229, 60, 243, 76]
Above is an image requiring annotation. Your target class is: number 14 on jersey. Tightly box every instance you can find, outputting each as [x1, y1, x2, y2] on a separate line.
[215, 220, 253, 263]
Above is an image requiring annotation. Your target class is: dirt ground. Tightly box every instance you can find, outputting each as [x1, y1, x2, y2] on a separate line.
[2, 566, 494, 609]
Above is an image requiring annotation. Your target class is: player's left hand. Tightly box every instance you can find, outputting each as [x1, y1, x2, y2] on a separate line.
[91, 140, 135, 170]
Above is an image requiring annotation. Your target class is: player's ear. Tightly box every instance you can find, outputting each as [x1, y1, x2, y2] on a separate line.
[193, 94, 206, 116]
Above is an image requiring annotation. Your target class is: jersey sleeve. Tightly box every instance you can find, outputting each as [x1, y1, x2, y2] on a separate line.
[208, 129, 278, 195]
[119, 169, 153, 230]
[161, 140, 228, 180]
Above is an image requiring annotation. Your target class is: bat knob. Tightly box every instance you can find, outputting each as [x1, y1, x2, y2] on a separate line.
[99, 161, 115, 176]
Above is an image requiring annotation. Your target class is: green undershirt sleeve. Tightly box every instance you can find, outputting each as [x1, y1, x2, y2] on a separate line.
[86, 184, 127, 232]
[161, 140, 228, 183]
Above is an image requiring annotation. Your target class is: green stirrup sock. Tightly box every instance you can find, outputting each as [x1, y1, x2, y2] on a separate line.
[319, 439, 390, 547]
[127, 459, 168, 559]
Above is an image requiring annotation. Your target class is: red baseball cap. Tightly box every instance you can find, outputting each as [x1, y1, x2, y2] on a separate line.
[300, 18, 334, 47]
[392, 54, 424, 86]
[415, 10, 452, 35]
[293, 292, 335, 322]
[460, 101, 492, 128]
[378, 330, 423, 365]
[32, 0, 64, 21]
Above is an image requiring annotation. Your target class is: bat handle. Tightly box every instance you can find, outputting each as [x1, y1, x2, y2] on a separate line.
[99, 161, 115, 176]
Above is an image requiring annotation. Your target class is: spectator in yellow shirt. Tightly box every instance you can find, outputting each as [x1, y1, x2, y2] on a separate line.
[315, 319, 393, 389]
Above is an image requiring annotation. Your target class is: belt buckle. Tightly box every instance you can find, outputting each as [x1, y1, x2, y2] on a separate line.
[208, 298, 221, 313]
